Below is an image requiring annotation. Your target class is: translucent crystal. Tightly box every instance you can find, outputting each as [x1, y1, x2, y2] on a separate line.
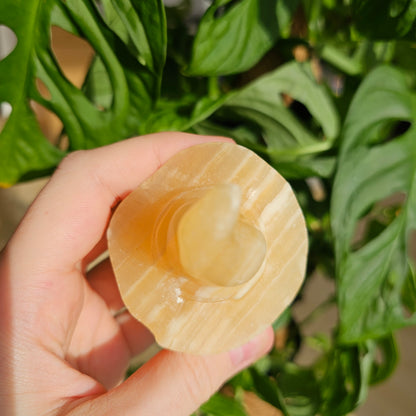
[178, 183, 266, 287]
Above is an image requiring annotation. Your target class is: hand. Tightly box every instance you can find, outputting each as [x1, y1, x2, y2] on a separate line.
[0, 132, 274, 415]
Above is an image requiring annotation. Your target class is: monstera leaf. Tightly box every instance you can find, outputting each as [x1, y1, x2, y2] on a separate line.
[0, 0, 166, 186]
[222, 61, 339, 178]
[331, 65, 416, 343]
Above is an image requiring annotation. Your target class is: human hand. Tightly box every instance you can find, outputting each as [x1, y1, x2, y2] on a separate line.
[0, 132, 274, 415]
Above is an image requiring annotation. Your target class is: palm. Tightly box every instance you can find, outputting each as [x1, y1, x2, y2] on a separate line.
[61, 268, 131, 389]
[1, 134, 272, 416]
[28, 264, 130, 396]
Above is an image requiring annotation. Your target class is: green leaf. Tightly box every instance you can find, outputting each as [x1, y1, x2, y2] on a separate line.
[331, 65, 416, 343]
[272, 306, 292, 331]
[226, 62, 339, 147]
[0, 0, 64, 186]
[239, 365, 321, 416]
[187, 0, 299, 76]
[274, 365, 320, 416]
[317, 346, 363, 416]
[0, 0, 166, 185]
[368, 334, 399, 385]
[249, 368, 290, 415]
[199, 392, 247, 416]
[83, 56, 113, 111]
[101, 0, 166, 76]
[222, 62, 339, 177]
[47, 0, 163, 145]
[353, 0, 416, 40]
[193, 121, 337, 179]
[319, 43, 366, 76]
[139, 94, 230, 134]
[402, 261, 416, 313]
[271, 156, 336, 179]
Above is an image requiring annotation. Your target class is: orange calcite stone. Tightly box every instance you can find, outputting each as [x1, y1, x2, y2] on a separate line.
[107, 142, 308, 354]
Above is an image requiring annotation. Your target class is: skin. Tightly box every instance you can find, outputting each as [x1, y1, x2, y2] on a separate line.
[0, 132, 274, 416]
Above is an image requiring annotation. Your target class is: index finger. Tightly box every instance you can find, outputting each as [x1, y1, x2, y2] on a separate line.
[5, 132, 232, 275]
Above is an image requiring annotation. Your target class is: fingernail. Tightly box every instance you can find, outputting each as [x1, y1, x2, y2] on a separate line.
[229, 326, 274, 367]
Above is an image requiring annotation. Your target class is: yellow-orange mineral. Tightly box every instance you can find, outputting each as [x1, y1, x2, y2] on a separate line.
[107, 142, 308, 354]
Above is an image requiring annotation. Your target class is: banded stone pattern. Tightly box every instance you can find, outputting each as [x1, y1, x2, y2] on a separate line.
[107, 142, 308, 354]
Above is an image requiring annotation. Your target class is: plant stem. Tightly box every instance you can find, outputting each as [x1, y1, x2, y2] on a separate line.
[208, 76, 220, 100]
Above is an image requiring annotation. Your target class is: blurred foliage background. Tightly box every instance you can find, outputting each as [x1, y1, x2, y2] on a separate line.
[1, 1, 416, 415]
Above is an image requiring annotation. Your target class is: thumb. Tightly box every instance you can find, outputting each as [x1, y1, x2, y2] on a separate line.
[71, 327, 274, 416]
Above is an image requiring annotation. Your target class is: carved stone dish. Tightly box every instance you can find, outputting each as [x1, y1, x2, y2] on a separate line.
[107, 142, 308, 354]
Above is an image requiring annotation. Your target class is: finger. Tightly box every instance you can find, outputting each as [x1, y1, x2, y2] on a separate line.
[87, 258, 123, 313]
[71, 327, 274, 416]
[6, 133, 232, 278]
[87, 259, 155, 356]
[115, 311, 155, 358]
[83, 233, 108, 272]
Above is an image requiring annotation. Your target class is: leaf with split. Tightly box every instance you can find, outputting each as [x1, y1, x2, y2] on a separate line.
[331, 65, 416, 343]
[0, 0, 166, 186]
[99, 0, 166, 76]
[237, 368, 290, 415]
[368, 334, 399, 385]
[234, 364, 321, 416]
[0, 0, 64, 186]
[317, 345, 365, 416]
[222, 62, 339, 178]
[187, 0, 299, 76]
[266, 365, 320, 416]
